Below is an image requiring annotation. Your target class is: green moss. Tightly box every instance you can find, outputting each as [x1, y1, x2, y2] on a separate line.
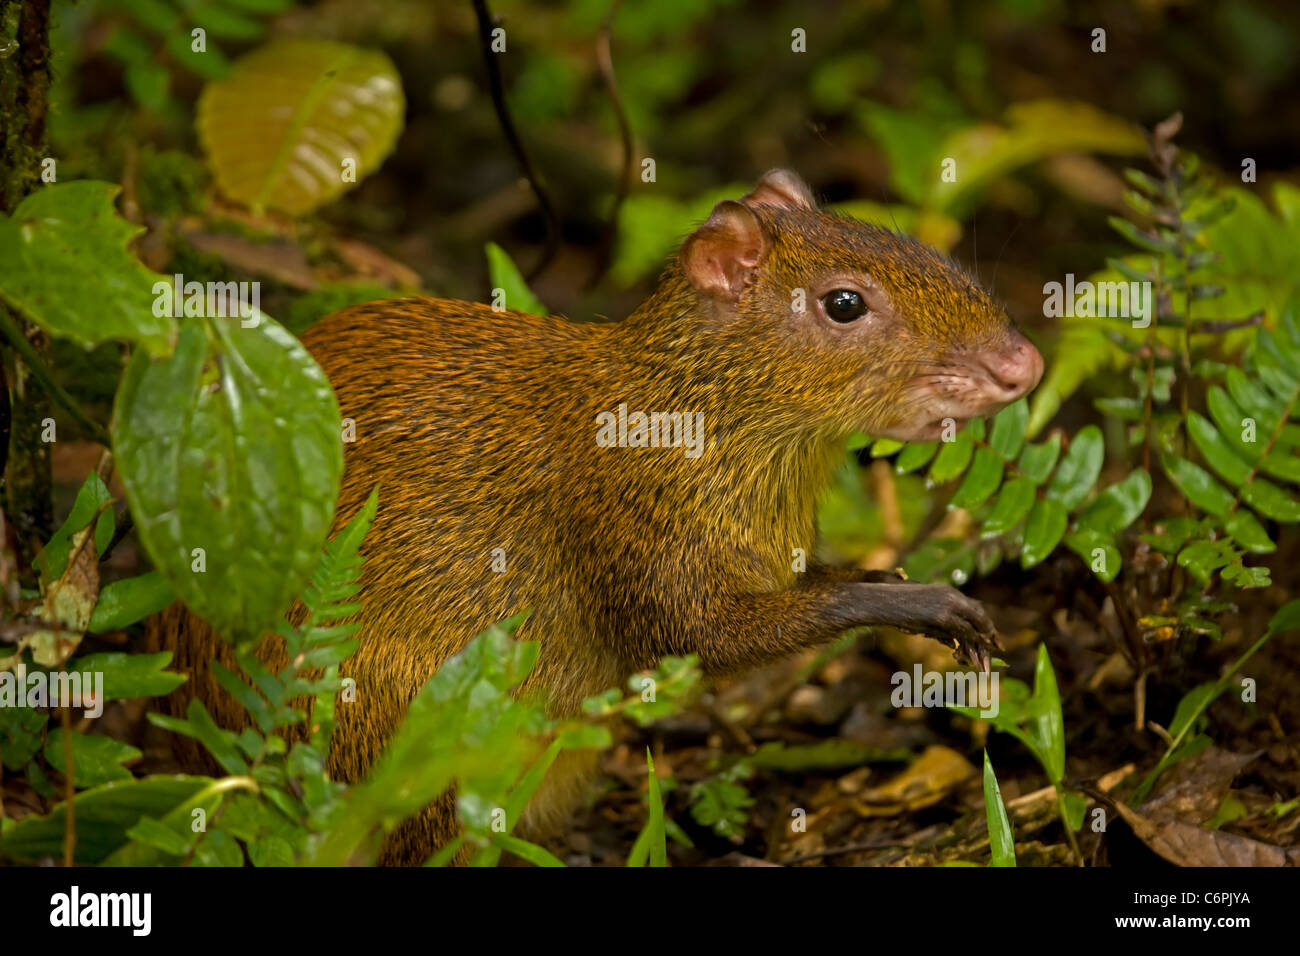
[136, 148, 209, 219]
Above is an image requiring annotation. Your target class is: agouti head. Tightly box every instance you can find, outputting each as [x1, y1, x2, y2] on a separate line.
[668, 169, 1042, 442]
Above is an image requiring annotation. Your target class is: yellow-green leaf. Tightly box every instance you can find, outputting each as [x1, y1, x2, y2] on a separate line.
[198, 39, 405, 216]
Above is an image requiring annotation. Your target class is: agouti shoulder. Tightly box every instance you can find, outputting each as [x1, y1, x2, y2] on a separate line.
[151, 169, 1042, 864]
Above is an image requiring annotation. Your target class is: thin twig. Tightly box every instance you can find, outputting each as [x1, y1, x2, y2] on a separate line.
[587, 0, 633, 290]
[469, 0, 560, 282]
[62, 704, 74, 866]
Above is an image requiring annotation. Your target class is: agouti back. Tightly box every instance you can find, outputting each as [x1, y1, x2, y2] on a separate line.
[150, 170, 1042, 864]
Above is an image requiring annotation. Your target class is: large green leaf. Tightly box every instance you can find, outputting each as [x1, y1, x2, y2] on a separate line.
[0, 775, 212, 863]
[0, 181, 174, 355]
[198, 39, 405, 215]
[111, 317, 342, 643]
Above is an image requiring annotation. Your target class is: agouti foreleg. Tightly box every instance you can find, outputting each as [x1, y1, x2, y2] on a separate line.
[667, 580, 999, 678]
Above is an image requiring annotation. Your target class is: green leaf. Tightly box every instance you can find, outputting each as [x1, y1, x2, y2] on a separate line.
[67, 651, 185, 701]
[981, 477, 1035, 536]
[895, 441, 938, 474]
[249, 835, 295, 866]
[470, 737, 565, 867]
[88, 572, 176, 633]
[1226, 367, 1291, 436]
[1065, 528, 1121, 582]
[1016, 434, 1062, 485]
[929, 431, 975, 482]
[988, 398, 1028, 460]
[0, 182, 173, 355]
[1075, 469, 1151, 535]
[1223, 511, 1276, 554]
[949, 447, 1003, 508]
[169, 699, 249, 775]
[125, 59, 171, 111]
[112, 317, 342, 643]
[1161, 454, 1236, 517]
[924, 99, 1145, 213]
[104, 777, 251, 865]
[1221, 563, 1270, 588]
[1108, 216, 1178, 255]
[0, 775, 212, 863]
[1106, 256, 1154, 284]
[36, 473, 116, 583]
[485, 242, 547, 316]
[43, 729, 140, 787]
[1186, 412, 1253, 487]
[1176, 539, 1235, 582]
[1141, 516, 1204, 555]
[627, 749, 669, 868]
[306, 616, 544, 865]
[124, 816, 192, 856]
[1020, 498, 1068, 569]
[0, 707, 48, 771]
[198, 39, 405, 215]
[164, 31, 231, 81]
[1268, 599, 1300, 634]
[1207, 386, 1300, 480]
[1045, 426, 1104, 510]
[982, 752, 1016, 867]
[1241, 479, 1300, 522]
[194, 5, 266, 39]
[490, 832, 565, 867]
[1028, 644, 1065, 784]
[211, 661, 275, 733]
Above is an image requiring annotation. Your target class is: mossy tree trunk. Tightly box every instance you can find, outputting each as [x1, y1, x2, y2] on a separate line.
[1, 0, 55, 585]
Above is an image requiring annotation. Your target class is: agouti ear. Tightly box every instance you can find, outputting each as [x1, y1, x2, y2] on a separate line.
[742, 168, 817, 212]
[680, 199, 770, 301]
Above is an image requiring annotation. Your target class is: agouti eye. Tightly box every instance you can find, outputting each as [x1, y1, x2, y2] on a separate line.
[823, 289, 867, 323]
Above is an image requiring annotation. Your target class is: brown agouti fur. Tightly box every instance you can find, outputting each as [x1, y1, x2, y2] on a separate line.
[148, 170, 1042, 865]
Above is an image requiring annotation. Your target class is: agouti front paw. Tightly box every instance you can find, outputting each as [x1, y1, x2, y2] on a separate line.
[878, 582, 1001, 673]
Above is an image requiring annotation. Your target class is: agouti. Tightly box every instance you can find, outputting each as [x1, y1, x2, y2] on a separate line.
[150, 169, 1042, 865]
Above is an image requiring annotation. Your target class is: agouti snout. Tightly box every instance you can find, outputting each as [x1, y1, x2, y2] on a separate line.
[153, 168, 1042, 864]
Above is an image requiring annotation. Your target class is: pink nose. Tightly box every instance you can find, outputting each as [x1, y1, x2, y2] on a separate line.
[980, 332, 1043, 400]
